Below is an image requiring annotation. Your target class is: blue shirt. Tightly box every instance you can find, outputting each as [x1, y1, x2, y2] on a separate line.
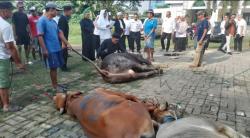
[197, 19, 209, 41]
[37, 16, 61, 53]
[143, 18, 157, 36]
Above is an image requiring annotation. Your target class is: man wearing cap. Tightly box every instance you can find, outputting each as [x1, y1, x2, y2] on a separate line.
[114, 12, 126, 51]
[12, 2, 31, 64]
[190, 11, 209, 68]
[58, 5, 73, 71]
[37, 2, 72, 92]
[97, 33, 126, 60]
[0, 2, 25, 112]
[28, 6, 42, 61]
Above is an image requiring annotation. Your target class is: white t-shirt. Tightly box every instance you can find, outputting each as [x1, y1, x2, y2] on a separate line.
[129, 19, 143, 32]
[162, 17, 174, 33]
[123, 18, 130, 35]
[175, 21, 188, 38]
[237, 19, 247, 36]
[0, 17, 14, 59]
[207, 19, 215, 35]
[220, 20, 226, 35]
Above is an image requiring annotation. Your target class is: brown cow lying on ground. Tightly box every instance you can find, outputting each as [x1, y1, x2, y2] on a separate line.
[53, 88, 155, 138]
[142, 99, 246, 138]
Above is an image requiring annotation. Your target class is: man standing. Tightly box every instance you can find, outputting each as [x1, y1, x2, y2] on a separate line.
[37, 2, 72, 92]
[218, 15, 228, 52]
[190, 11, 208, 68]
[114, 12, 126, 51]
[123, 13, 131, 51]
[235, 15, 247, 52]
[129, 13, 143, 53]
[80, 12, 95, 61]
[58, 5, 72, 71]
[12, 2, 31, 64]
[28, 6, 42, 61]
[204, 14, 215, 50]
[223, 14, 237, 55]
[161, 11, 174, 52]
[0, 2, 25, 112]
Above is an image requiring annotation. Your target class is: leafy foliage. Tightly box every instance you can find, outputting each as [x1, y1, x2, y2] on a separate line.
[23, 0, 140, 24]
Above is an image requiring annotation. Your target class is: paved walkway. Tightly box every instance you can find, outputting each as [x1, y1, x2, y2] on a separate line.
[1, 49, 250, 137]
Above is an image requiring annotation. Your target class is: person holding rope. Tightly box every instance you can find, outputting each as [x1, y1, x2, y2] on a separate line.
[37, 2, 72, 92]
[0, 2, 25, 112]
[143, 9, 157, 62]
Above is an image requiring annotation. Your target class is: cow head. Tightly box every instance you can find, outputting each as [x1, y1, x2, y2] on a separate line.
[53, 91, 82, 114]
[53, 93, 67, 114]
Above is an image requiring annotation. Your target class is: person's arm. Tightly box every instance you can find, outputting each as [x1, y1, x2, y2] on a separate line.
[37, 19, 48, 57]
[59, 31, 71, 49]
[198, 21, 208, 44]
[5, 42, 23, 68]
[2, 26, 24, 69]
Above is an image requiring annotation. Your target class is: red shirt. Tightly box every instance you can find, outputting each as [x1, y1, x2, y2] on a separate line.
[28, 15, 39, 37]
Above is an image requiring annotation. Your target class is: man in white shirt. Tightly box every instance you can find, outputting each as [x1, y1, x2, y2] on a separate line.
[235, 15, 247, 52]
[218, 15, 228, 52]
[123, 13, 131, 51]
[161, 11, 174, 52]
[0, 2, 24, 112]
[128, 13, 143, 53]
[204, 14, 215, 50]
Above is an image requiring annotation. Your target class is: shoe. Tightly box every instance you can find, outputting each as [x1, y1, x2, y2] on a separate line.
[218, 49, 226, 53]
[3, 105, 23, 112]
[227, 52, 232, 55]
[189, 64, 198, 68]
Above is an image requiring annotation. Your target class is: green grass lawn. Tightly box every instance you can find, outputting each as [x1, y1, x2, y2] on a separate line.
[68, 23, 250, 50]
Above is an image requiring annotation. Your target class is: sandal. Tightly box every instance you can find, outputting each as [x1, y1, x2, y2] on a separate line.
[3, 105, 23, 112]
[55, 85, 67, 93]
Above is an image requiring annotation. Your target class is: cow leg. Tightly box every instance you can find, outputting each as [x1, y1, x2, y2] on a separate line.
[132, 64, 159, 73]
[102, 69, 159, 83]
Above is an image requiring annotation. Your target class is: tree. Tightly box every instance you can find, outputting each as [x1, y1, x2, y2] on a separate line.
[230, 1, 239, 15]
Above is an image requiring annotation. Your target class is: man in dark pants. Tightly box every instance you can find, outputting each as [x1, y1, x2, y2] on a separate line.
[161, 11, 174, 52]
[114, 12, 126, 51]
[97, 33, 126, 60]
[190, 11, 208, 68]
[58, 5, 72, 71]
[218, 15, 227, 53]
[235, 15, 247, 52]
[12, 2, 31, 64]
[129, 13, 143, 53]
[80, 12, 95, 61]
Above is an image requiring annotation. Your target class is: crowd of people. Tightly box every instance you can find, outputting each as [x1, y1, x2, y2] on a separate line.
[0, 1, 248, 112]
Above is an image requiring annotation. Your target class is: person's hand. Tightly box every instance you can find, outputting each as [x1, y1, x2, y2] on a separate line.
[144, 36, 148, 40]
[198, 40, 202, 45]
[66, 43, 72, 50]
[43, 49, 48, 58]
[16, 63, 25, 70]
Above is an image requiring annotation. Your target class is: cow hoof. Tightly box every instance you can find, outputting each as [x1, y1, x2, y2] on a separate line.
[159, 69, 164, 74]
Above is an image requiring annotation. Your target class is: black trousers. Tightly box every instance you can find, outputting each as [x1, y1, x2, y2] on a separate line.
[93, 34, 100, 54]
[124, 35, 130, 50]
[204, 34, 211, 49]
[82, 34, 95, 61]
[161, 32, 172, 51]
[218, 34, 226, 50]
[61, 48, 68, 70]
[235, 34, 244, 52]
[119, 35, 126, 51]
[129, 31, 141, 52]
[175, 37, 187, 51]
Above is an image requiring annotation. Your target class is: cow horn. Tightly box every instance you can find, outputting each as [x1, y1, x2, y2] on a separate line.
[59, 108, 64, 114]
